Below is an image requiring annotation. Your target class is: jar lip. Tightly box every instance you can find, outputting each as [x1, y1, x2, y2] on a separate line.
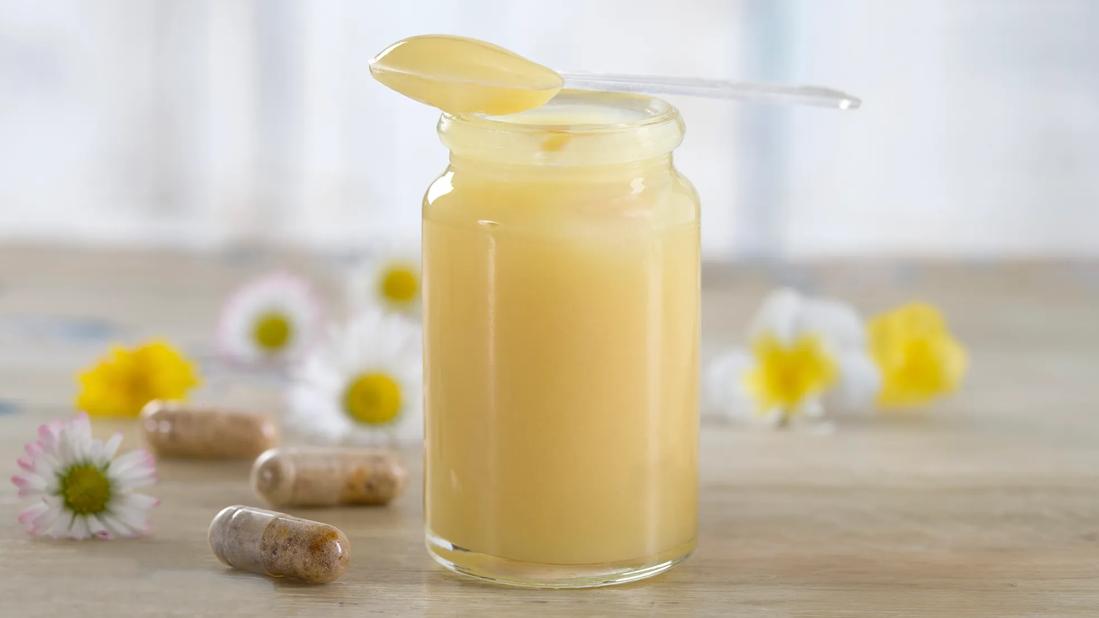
[442, 89, 681, 135]
[438, 89, 684, 166]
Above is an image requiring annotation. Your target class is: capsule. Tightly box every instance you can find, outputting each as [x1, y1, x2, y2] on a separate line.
[208, 505, 349, 584]
[252, 447, 406, 507]
[140, 400, 278, 459]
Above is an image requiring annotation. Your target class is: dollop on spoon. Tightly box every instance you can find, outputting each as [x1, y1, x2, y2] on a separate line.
[369, 35, 564, 116]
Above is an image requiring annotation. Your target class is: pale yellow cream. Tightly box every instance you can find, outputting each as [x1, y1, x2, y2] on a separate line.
[424, 91, 698, 580]
[369, 35, 562, 115]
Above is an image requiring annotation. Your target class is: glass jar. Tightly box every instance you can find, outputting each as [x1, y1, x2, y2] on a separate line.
[422, 90, 699, 588]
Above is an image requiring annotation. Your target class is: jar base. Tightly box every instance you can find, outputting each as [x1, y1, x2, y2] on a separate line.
[426, 530, 694, 589]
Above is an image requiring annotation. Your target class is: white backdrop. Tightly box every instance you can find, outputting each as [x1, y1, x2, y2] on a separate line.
[1, 0, 1097, 258]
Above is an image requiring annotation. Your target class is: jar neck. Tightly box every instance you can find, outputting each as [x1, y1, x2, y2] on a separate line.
[448, 153, 675, 182]
[438, 90, 685, 171]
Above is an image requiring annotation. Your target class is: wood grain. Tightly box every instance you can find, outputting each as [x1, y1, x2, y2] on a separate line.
[1, 246, 1097, 616]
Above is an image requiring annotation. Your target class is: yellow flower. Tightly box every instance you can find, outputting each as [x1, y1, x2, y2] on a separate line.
[76, 340, 201, 417]
[744, 333, 838, 418]
[869, 303, 967, 407]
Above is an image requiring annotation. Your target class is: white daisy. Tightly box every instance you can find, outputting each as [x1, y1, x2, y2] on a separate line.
[286, 310, 422, 446]
[705, 288, 880, 428]
[11, 413, 158, 540]
[218, 272, 322, 364]
[346, 245, 421, 316]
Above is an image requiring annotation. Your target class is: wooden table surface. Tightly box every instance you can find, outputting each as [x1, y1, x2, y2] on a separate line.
[1, 246, 1097, 617]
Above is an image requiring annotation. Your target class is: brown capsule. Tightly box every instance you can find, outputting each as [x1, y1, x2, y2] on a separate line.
[252, 447, 406, 507]
[140, 400, 278, 459]
[208, 505, 350, 584]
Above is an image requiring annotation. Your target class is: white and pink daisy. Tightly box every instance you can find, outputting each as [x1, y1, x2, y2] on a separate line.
[11, 414, 158, 540]
[218, 272, 323, 364]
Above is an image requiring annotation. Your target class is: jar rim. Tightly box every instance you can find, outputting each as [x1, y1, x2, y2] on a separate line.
[438, 89, 684, 166]
[442, 89, 680, 135]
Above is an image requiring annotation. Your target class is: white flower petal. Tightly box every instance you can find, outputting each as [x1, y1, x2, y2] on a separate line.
[71, 516, 94, 540]
[85, 513, 112, 540]
[101, 433, 123, 461]
[24, 439, 60, 479]
[115, 493, 159, 511]
[36, 421, 62, 452]
[800, 296, 866, 351]
[100, 512, 141, 538]
[825, 350, 882, 416]
[17, 501, 51, 532]
[38, 506, 68, 538]
[72, 413, 93, 446]
[63, 435, 82, 466]
[703, 349, 755, 420]
[11, 472, 48, 497]
[29, 508, 61, 537]
[748, 288, 803, 343]
[110, 466, 157, 490]
[54, 431, 75, 467]
[109, 504, 152, 536]
[109, 449, 155, 477]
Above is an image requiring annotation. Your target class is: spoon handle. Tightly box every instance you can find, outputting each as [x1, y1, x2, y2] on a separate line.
[559, 71, 860, 110]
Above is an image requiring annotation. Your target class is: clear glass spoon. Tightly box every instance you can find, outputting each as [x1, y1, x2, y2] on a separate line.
[370, 35, 860, 114]
[559, 71, 860, 110]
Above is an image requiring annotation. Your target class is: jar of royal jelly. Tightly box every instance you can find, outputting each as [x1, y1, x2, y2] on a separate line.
[423, 89, 699, 588]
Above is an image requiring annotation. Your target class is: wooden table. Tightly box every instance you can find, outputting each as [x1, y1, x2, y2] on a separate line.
[1, 246, 1097, 616]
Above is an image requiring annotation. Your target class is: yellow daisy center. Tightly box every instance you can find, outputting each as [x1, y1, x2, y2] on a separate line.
[343, 372, 403, 426]
[744, 333, 837, 413]
[59, 464, 112, 515]
[379, 265, 419, 305]
[252, 311, 293, 352]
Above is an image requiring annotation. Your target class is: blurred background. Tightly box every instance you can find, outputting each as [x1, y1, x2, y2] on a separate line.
[2, 0, 1098, 259]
